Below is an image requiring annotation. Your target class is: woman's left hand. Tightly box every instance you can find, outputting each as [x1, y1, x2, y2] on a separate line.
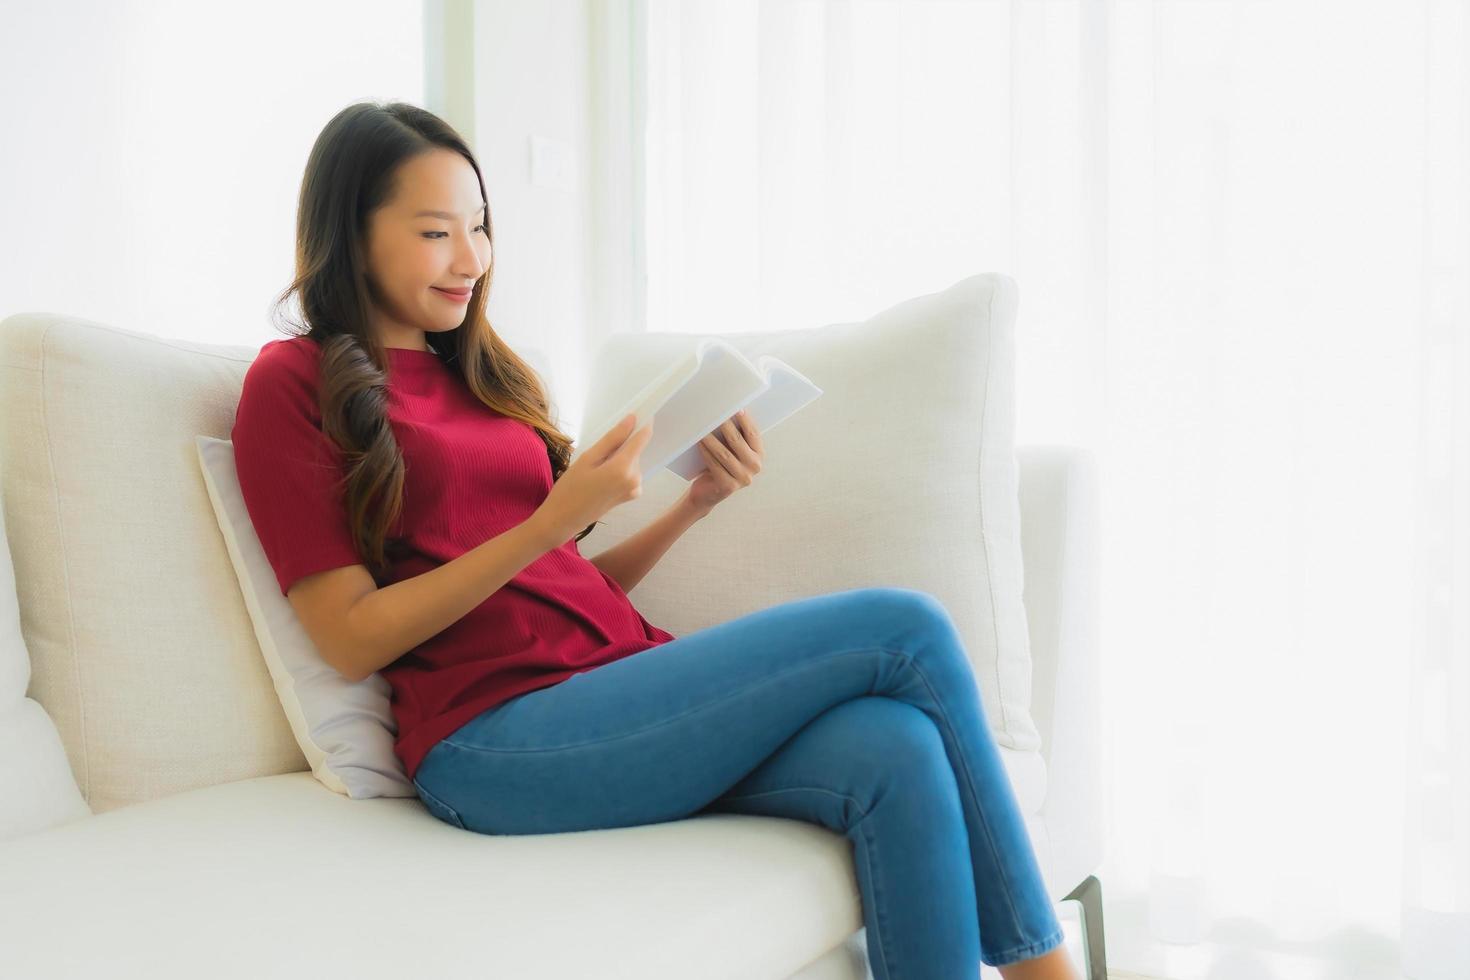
[684, 409, 764, 516]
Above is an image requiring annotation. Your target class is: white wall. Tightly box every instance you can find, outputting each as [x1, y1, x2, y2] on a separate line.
[0, 1, 423, 347]
[0, 0, 606, 436]
[459, 0, 599, 436]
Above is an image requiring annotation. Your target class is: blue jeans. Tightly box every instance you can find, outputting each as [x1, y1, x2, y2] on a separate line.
[411, 586, 1065, 975]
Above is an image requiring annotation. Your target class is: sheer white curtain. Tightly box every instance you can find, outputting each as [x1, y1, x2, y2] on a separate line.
[633, 1, 1469, 977]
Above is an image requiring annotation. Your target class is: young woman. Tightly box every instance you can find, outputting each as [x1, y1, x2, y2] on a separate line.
[231, 100, 1077, 980]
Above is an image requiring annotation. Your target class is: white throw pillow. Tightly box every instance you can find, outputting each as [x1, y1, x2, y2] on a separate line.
[578, 272, 1042, 754]
[195, 436, 414, 799]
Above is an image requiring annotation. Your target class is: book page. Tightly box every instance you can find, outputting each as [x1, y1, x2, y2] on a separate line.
[636, 342, 769, 480]
[664, 354, 824, 481]
[570, 347, 701, 466]
[573, 339, 769, 481]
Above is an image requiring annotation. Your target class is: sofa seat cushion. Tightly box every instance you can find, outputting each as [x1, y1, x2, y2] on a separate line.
[0, 772, 876, 979]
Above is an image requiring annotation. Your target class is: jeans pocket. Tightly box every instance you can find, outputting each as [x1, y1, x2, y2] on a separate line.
[412, 776, 467, 830]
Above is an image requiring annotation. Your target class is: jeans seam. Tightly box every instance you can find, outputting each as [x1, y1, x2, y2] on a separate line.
[440, 645, 907, 756]
[717, 785, 872, 823]
[413, 777, 465, 828]
[985, 927, 1066, 967]
[902, 654, 1031, 952]
[851, 813, 895, 980]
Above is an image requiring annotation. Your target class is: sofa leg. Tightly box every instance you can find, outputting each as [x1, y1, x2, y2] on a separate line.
[1062, 874, 1107, 980]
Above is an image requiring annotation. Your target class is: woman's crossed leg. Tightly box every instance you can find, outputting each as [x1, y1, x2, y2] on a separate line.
[411, 586, 1067, 976]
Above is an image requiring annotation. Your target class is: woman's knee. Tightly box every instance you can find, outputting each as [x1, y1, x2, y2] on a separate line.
[853, 700, 965, 818]
[845, 697, 950, 775]
[847, 586, 955, 631]
[716, 698, 955, 832]
[850, 587, 974, 674]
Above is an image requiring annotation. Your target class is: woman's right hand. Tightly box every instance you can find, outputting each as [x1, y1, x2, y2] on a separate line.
[531, 413, 654, 547]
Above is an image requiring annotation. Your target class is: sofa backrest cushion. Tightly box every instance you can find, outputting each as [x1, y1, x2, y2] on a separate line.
[577, 272, 1041, 754]
[0, 272, 1039, 815]
[0, 483, 91, 838]
[0, 313, 572, 814]
[0, 316, 306, 813]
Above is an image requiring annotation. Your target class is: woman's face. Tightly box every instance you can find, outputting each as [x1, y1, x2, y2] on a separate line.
[364, 148, 492, 349]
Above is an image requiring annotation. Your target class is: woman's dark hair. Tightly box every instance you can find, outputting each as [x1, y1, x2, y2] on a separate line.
[269, 99, 593, 580]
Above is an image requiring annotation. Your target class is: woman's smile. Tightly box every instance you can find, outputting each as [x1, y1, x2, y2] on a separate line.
[431, 286, 472, 303]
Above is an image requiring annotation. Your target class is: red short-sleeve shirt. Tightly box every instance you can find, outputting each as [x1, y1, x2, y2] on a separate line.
[231, 336, 677, 781]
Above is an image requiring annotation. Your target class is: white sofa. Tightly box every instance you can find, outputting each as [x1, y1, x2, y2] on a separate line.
[0, 291, 1106, 979]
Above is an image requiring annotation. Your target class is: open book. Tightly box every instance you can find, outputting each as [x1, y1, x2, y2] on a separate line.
[572, 338, 824, 482]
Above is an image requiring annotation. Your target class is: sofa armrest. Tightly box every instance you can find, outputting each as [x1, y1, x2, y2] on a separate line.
[1016, 445, 1102, 829]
